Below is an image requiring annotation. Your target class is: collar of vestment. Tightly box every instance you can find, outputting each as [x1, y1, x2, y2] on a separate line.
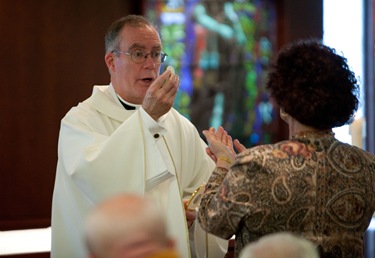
[87, 84, 135, 122]
[116, 93, 140, 110]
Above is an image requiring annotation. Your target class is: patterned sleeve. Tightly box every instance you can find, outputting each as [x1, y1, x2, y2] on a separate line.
[197, 160, 254, 239]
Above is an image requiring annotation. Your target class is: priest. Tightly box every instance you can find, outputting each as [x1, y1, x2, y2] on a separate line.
[51, 14, 228, 258]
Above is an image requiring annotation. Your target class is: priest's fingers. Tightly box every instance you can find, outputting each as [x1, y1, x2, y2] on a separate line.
[142, 69, 178, 120]
[160, 65, 175, 88]
[163, 73, 179, 99]
[153, 68, 173, 89]
[185, 207, 196, 228]
[154, 67, 179, 103]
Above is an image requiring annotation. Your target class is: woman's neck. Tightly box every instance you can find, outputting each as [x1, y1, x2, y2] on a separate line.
[288, 117, 330, 139]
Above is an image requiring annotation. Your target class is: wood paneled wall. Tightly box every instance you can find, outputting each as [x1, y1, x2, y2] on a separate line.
[276, 0, 323, 46]
[274, 0, 323, 141]
[0, 0, 141, 230]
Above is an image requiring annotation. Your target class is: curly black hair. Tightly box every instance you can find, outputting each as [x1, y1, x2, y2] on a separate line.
[266, 38, 359, 130]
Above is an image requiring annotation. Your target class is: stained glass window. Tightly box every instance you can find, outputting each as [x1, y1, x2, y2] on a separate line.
[145, 0, 277, 147]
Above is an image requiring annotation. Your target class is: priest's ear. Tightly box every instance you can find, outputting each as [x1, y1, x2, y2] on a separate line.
[104, 52, 115, 74]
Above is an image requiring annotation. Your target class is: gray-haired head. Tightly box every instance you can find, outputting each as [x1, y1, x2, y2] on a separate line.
[104, 15, 158, 54]
[239, 232, 319, 258]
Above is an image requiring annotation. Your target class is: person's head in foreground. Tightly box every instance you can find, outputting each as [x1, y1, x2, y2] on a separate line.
[266, 38, 359, 133]
[239, 232, 319, 258]
[84, 194, 178, 258]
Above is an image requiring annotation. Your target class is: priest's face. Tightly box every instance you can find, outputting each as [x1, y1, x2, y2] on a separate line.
[105, 25, 162, 104]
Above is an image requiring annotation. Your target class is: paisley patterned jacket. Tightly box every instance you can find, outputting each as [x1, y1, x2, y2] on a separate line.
[198, 133, 375, 258]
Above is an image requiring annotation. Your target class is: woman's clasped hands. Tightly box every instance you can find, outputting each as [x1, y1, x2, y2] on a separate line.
[202, 126, 245, 169]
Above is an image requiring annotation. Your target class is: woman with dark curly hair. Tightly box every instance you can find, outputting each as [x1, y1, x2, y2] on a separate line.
[197, 39, 375, 258]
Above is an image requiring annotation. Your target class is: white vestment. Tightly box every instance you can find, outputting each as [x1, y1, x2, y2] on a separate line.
[51, 84, 228, 258]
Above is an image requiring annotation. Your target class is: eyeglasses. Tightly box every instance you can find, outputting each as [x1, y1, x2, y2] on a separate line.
[112, 50, 168, 64]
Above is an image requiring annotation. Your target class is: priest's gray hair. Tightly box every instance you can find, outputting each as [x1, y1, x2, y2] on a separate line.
[104, 15, 158, 53]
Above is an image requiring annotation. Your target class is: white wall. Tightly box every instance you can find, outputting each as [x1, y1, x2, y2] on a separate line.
[323, 0, 365, 147]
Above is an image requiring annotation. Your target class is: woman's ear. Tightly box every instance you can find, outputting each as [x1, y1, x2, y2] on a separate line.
[279, 108, 290, 123]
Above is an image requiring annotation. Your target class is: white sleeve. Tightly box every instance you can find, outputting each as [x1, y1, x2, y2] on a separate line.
[139, 106, 166, 138]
